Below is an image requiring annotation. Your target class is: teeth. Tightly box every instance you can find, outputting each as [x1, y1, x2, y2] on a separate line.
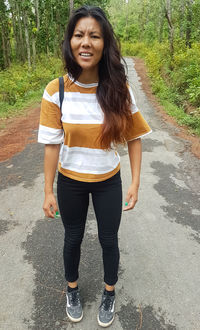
[80, 53, 92, 57]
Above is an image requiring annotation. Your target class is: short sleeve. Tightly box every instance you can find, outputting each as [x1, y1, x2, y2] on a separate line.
[125, 86, 152, 141]
[38, 78, 64, 144]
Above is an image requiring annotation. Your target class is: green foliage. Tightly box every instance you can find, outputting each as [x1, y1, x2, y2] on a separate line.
[121, 40, 200, 136]
[171, 43, 200, 106]
[75, 0, 109, 11]
[161, 100, 200, 135]
[0, 0, 199, 137]
[109, 0, 200, 46]
[0, 55, 64, 118]
[142, 41, 200, 108]
[120, 42, 148, 57]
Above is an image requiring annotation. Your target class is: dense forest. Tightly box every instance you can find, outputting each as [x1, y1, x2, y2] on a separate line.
[0, 0, 109, 69]
[110, 0, 200, 48]
[109, 0, 200, 133]
[0, 0, 200, 134]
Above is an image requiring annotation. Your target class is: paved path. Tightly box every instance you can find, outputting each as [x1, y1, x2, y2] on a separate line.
[0, 58, 200, 330]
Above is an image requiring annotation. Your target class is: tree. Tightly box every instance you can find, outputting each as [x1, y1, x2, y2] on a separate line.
[15, 0, 26, 62]
[186, 0, 194, 48]
[164, 0, 174, 55]
[70, 0, 74, 16]
[108, 0, 200, 54]
[0, 0, 11, 68]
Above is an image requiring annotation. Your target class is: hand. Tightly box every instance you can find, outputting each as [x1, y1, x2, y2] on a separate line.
[43, 192, 58, 218]
[123, 184, 139, 211]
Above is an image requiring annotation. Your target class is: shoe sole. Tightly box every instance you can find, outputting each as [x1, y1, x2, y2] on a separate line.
[97, 314, 114, 328]
[66, 310, 83, 323]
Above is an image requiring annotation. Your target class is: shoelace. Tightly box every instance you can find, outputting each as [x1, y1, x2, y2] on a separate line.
[100, 295, 113, 311]
[69, 291, 80, 306]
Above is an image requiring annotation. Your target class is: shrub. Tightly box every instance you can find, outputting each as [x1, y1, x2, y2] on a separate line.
[0, 55, 64, 118]
[121, 41, 148, 58]
[0, 55, 63, 104]
[121, 40, 200, 136]
[171, 43, 200, 107]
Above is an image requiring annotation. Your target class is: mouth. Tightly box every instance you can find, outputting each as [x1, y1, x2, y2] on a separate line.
[79, 52, 93, 58]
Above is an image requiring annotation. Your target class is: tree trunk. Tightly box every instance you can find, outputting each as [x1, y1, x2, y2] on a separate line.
[1, 21, 11, 68]
[0, 0, 11, 68]
[158, 4, 164, 43]
[10, 0, 22, 60]
[125, 1, 128, 41]
[23, 9, 31, 68]
[32, 0, 40, 61]
[1, 26, 8, 68]
[186, 0, 193, 48]
[34, 0, 40, 30]
[164, 0, 174, 55]
[11, 8, 18, 58]
[56, 10, 61, 52]
[138, 0, 146, 39]
[16, 1, 25, 62]
[69, 0, 74, 17]
[6, 32, 11, 67]
[179, 0, 185, 39]
[32, 36, 36, 68]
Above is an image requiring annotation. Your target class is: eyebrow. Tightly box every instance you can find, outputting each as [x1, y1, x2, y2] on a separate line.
[74, 29, 101, 35]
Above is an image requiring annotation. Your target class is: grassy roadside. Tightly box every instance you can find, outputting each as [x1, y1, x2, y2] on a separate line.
[122, 41, 200, 137]
[0, 88, 42, 125]
[0, 55, 64, 122]
[1, 47, 200, 138]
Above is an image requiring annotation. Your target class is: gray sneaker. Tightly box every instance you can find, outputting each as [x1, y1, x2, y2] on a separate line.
[97, 290, 115, 327]
[66, 288, 83, 322]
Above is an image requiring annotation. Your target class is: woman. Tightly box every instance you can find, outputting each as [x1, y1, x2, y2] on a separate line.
[38, 5, 151, 328]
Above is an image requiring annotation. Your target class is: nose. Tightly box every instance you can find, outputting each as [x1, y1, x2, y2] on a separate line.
[81, 35, 91, 47]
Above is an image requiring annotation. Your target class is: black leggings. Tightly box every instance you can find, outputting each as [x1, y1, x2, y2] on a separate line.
[57, 171, 122, 286]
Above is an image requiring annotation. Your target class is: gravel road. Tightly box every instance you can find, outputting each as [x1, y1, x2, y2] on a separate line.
[0, 57, 200, 330]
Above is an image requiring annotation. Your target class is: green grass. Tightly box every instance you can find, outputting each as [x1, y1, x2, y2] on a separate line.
[0, 54, 64, 119]
[121, 41, 200, 137]
[161, 100, 200, 136]
[0, 87, 43, 119]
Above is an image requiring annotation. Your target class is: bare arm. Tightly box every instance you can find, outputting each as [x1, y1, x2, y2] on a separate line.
[43, 144, 60, 218]
[123, 138, 142, 211]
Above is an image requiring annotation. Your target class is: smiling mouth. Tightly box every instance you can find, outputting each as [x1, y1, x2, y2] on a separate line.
[79, 53, 93, 57]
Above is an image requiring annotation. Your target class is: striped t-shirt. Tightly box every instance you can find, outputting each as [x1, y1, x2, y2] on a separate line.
[38, 75, 152, 182]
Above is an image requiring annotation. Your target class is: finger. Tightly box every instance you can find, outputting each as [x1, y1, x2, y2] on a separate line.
[124, 193, 130, 204]
[52, 201, 58, 213]
[123, 198, 137, 211]
[45, 209, 55, 218]
[49, 209, 55, 218]
[43, 205, 55, 218]
[123, 195, 130, 211]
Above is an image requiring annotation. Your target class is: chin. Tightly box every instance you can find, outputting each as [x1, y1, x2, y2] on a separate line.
[79, 64, 95, 70]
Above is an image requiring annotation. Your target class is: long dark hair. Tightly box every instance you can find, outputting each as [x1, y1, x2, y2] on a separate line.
[62, 6, 132, 149]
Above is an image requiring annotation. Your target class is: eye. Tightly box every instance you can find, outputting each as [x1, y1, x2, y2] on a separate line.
[91, 35, 100, 39]
[74, 34, 82, 38]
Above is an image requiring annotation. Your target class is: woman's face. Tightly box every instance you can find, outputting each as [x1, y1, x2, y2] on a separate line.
[70, 17, 104, 73]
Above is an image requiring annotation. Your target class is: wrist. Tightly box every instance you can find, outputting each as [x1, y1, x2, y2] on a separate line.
[44, 188, 54, 195]
[131, 181, 140, 188]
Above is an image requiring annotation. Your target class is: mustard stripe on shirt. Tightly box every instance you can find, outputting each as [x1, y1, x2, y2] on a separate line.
[38, 75, 152, 182]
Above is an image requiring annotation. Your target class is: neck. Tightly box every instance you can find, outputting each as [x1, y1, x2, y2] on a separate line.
[78, 68, 99, 84]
